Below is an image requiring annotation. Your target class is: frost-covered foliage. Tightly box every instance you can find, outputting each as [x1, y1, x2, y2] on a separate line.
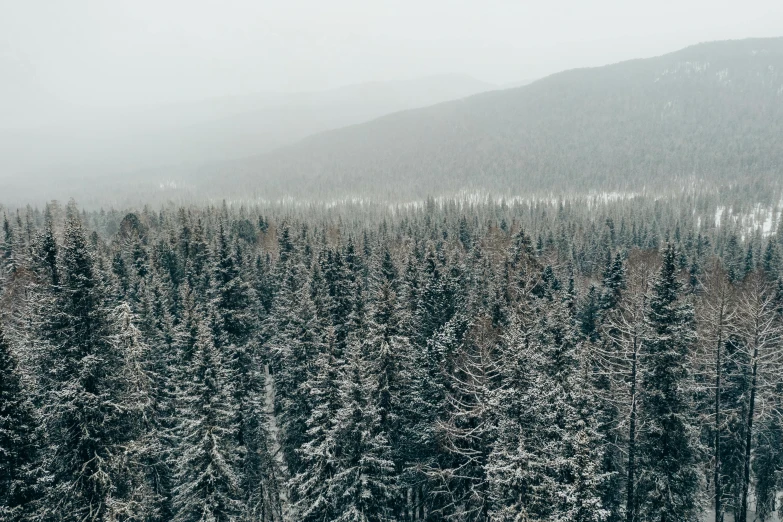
[0, 193, 782, 521]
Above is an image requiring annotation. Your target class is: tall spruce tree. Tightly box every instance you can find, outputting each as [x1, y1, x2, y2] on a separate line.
[107, 303, 167, 521]
[364, 267, 416, 518]
[636, 244, 702, 522]
[0, 322, 42, 519]
[328, 340, 396, 522]
[38, 205, 131, 521]
[289, 328, 343, 522]
[266, 253, 322, 476]
[172, 320, 242, 522]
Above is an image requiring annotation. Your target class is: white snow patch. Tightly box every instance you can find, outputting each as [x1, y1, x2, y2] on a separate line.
[709, 201, 782, 238]
[715, 206, 726, 228]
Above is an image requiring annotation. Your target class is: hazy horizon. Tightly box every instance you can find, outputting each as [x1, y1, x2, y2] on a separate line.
[3, 0, 783, 122]
[1, 0, 783, 207]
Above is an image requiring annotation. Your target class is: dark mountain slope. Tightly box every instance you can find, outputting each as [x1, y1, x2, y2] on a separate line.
[218, 37, 783, 201]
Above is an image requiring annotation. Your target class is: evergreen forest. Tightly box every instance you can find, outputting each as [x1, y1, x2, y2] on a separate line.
[1, 191, 782, 521]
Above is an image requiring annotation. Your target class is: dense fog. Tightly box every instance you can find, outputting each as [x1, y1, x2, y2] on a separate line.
[2, 0, 782, 205]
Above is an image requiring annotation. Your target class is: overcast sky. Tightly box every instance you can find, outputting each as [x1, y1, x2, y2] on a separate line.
[2, 0, 782, 113]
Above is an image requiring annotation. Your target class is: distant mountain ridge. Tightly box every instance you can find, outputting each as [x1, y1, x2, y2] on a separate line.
[0, 74, 496, 204]
[208, 37, 783, 201]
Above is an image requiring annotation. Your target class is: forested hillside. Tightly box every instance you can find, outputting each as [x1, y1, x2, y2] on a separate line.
[1, 192, 782, 520]
[210, 37, 783, 201]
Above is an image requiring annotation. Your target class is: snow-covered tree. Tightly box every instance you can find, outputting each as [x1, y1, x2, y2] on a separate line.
[328, 340, 396, 522]
[636, 244, 702, 522]
[0, 322, 42, 519]
[38, 205, 131, 521]
[172, 321, 242, 522]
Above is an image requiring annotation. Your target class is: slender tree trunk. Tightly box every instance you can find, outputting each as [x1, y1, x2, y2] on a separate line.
[714, 327, 722, 522]
[626, 336, 638, 522]
[739, 347, 758, 522]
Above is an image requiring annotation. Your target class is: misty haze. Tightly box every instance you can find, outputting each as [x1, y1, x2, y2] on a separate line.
[1, 2, 783, 522]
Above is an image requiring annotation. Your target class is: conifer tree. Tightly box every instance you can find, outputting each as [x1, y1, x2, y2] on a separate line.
[266, 256, 322, 475]
[209, 222, 279, 519]
[533, 289, 609, 521]
[239, 352, 282, 522]
[38, 205, 131, 521]
[600, 252, 626, 311]
[173, 321, 242, 522]
[487, 312, 538, 521]
[762, 238, 781, 279]
[363, 253, 415, 517]
[328, 340, 396, 522]
[0, 323, 42, 519]
[289, 328, 343, 521]
[35, 204, 60, 287]
[717, 334, 752, 517]
[107, 303, 167, 521]
[636, 244, 702, 522]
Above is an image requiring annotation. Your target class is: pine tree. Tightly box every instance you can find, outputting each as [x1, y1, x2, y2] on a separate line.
[718, 334, 752, 517]
[208, 222, 280, 519]
[533, 290, 609, 521]
[172, 321, 242, 522]
[174, 280, 201, 364]
[0, 323, 42, 519]
[636, 244, 702, 522]
[761, 238, 781, 279]
[590, 252, 628, 522]
[38, 205, 131, 521]
[328, 340, 396, 522]
[289, 328, 343, 522]
[140, 277, 180, 520]
[266, 257, 322, 475]
[107, 303, 167, 521]
[35, 204, 60, 287]
[2, 212, 20, 276]
[239, 353, 282, 522]
[600, 252, 626, 311]
[724, 234, 745, 283]
[579, 285, 601, 342]
[363, 257, 415, 518]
